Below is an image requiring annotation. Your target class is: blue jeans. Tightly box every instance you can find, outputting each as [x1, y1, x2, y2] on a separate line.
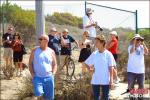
[127, 72, 144, 89]
[32, 75, 54, 100]
[92, 85, 109, 100]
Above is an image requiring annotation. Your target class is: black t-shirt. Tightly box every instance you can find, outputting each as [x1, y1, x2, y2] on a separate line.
[48, 35, 61, 55]
[2, 33, 13, 48]
[61, 35, 75, 55]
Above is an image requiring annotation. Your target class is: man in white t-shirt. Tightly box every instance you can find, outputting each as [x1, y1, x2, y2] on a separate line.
[83, 34, 116, 100]
[127, 34, 149, 99]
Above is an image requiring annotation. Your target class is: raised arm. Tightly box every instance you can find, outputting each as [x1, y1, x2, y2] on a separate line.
[130, 39, 136, 54]
[142, 42, 149, 55]
[106, 41, 115, 49]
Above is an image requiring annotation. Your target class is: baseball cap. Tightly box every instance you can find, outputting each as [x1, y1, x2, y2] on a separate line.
[63, 28, 69, 33]
[51, 27, 57, 32]
[110, 31, 117, 36]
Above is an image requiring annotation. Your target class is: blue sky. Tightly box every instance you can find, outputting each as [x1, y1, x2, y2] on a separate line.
[2, 1, 149, 29]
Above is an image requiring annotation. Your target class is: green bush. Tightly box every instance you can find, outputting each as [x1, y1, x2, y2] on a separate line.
[45, 12, 82, 28]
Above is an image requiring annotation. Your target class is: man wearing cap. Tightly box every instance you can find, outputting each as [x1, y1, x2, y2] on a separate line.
[29, 34, 57, 100]
[60, 28, 78, 65]
[2, 26, 14, 67]
[83, 34, 116, 100]
[48, 27, 63, 67]
[127, 34, 148, 99]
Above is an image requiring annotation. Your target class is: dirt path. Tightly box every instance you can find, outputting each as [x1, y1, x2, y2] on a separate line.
[109, 83, 150, 100]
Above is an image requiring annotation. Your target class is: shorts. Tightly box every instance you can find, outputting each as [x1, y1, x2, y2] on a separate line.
[13, 51, 23, 62]
[78, 48, 91, 62]
[3, 48, 13, 58]
[32, 75, 54, 100]
[113, 54, 118, 62]
[113, 54, 118, 68]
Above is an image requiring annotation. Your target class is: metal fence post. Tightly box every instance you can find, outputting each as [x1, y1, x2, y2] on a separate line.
[135, 10, 138, 34]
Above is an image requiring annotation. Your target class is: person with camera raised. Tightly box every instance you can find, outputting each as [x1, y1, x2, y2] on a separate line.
[127, 34, 149, 99]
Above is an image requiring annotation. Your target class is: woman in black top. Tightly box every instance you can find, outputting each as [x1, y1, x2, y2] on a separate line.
[78, 31, 92, 74]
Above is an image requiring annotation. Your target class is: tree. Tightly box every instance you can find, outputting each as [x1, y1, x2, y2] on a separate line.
[0, 3, 36, 47]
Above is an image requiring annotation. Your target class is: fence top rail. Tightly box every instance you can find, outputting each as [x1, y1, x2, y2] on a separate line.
[86, 2, 135, 14]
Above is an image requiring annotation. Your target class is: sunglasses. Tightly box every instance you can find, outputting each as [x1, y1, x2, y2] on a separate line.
[136, 39, 141, 41]
[8, 29, 13, 31]
[38, 38, 47, 41]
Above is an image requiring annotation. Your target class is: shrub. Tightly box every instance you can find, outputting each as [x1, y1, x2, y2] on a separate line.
[1, 65, 15, 79]
[17, 76, 34, 100]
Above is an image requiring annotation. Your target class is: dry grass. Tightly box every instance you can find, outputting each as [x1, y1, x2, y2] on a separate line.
[16, 71, 93, 100]
[17, 76, 34, 100]
[1, 65, 15, 79]
[55, 73, 93, 100]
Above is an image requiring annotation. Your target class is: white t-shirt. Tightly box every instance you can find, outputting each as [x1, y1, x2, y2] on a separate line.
[85, 50, 116, 85]
[83, 15, 96, 38]
[127, 45, 145, 73]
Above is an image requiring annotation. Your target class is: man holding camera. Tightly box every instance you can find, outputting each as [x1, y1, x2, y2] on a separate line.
[2, 26, 14, 67]
[127, 34, 149, 99]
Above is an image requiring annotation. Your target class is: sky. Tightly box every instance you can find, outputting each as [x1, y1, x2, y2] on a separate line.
[2, 0, 149, 29]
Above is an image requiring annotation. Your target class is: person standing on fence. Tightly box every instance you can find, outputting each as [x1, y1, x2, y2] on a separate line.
[2, 26, 14, 68]
[83, 8, 97, 51]
[83, 34, 115, 100]
[29, 34, 57, 100]
[107, 31, 120, 84]
[127, 34, 149, 99]
[78, 31, 92, 75]
[11, 32, 24, 76]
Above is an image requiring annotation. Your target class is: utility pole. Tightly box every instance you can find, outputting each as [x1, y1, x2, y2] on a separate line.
[35, 0, 45, 44]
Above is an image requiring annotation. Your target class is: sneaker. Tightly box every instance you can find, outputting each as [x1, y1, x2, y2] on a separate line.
[114, 83, 119, 87]
[115, 77, 120, 84]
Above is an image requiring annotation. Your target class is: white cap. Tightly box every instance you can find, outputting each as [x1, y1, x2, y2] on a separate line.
[51, 27, 57, 32]
[110, 31, 117, 36]
[63, 28, 69, 33]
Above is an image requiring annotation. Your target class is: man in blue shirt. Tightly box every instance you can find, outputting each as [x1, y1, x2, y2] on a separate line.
[48, 27, 60, 55]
